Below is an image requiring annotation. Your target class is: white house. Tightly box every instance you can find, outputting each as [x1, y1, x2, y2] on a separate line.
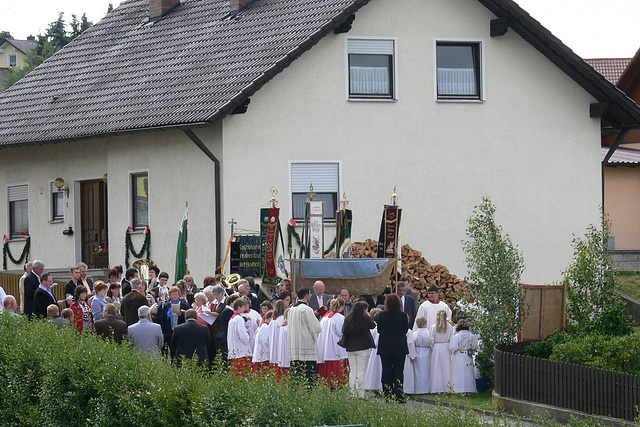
[0, 0, 639, 285]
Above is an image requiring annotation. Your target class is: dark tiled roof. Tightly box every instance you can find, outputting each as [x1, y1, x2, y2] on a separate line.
[2, 38, 38, 54]
[0, 0, 368, 146]
[1, 0, 640, 148]
[585, 58, 631, 84]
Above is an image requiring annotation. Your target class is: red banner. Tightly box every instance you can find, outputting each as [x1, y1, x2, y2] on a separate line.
[264, 208, 279, 278]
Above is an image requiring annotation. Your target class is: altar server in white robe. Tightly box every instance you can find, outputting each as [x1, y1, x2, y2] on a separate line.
[403, 328, 417, 394]
[449, 319, 479, 393]
[268, 301, 286, 372]
[252, 310, 273, 372]
[414, 285, 452, 332]
[430, 309, 454, 393]
[412, 316, 433, 394]
[364, 308, 383, 393]
[277, 308, 291, 375]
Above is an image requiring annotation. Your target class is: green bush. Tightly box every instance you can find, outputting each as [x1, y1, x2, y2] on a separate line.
[0, 312, 503, 427]
[550, 333, 640, 376]
[524, 331, 569, 360]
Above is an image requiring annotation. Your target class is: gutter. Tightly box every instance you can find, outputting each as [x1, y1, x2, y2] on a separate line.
[183, 129, 222, 268]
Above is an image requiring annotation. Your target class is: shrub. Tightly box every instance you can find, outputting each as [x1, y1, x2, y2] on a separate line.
[550, 333, 640, 376]
[563, 216, 633, 336]
[462, 197, 526, 380]
[0, 312, 499, 427]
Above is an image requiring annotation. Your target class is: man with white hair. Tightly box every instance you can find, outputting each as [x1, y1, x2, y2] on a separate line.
[128, 305, 164, 356]
[3, 295, 19, 315]
[309, 280, 331, 318]
[77, 262, 94, 294]
[24, 260, 44, 317]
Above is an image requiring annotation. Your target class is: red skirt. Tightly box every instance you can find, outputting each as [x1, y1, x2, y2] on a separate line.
[318, 359, 349, 388]
[230, 356, 252, 377]
[252, 361, 271, 374]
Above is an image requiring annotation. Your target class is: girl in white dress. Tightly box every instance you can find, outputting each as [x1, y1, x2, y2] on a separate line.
[449, 320, 479, 393]
[364, 308, 383, 393]
[403, 329, 417, 394]
[429, 309, 453, 393]
[412, 316, 433, 394]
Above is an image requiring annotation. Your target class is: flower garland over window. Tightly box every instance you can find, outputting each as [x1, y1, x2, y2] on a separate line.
[125, 226, 150, 268]
[3, 234, 30, 270]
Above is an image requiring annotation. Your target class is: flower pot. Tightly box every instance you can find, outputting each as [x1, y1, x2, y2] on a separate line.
[93, 255, 109, 268]
[475, 377, 493, 393]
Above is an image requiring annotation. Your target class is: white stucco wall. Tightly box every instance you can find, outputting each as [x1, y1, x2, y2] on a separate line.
[221, 0, 601, 284]
[0, 126, 222, 283]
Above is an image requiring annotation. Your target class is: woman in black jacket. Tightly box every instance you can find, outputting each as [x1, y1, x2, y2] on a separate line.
[341, 301, 376, 397]
[376, 293, 409, 401]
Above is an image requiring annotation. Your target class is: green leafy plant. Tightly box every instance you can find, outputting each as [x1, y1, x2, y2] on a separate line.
[462, 197, 526, 380]
[563, 216, 633, 336]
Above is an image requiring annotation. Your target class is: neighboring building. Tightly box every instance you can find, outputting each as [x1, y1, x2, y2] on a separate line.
[590, 49, 640, 262]
[0, 37, 37, 89]
[1, 0, 640, 285]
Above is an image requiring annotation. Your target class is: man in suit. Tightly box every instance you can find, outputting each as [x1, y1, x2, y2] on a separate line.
[208, 285, 227, 364]
[24, 259, 44, 317]
[77, 262, 94, 294]
[237, 279, 260, 312]
[309, 280, 331, 318]
[47, 304, 70, 328]
[396, 281, 417, 328]
[34, 273, 65, 318]
[121, 277, 149, 326]
[95, 303, 128, 343]
[120, 267, 139, 297]
[171, 309, 211, 366]
[128, 305, 164, 357]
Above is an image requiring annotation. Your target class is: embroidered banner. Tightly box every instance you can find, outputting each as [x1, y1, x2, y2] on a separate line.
[309, 201, 324, 259]
[230, 235, 261, 278]
[261, 208, 280, 279]
[377, 205, 402, 258]
[336, 209, 352, 258]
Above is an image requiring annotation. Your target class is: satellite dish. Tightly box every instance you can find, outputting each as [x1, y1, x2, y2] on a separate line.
[54, 177, 66, 189]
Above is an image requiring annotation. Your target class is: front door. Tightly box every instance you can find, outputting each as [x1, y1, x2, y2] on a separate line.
[80, 179, 108, 267]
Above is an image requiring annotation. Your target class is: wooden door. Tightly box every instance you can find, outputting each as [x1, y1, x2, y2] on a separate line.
[81, 180, 108, 267]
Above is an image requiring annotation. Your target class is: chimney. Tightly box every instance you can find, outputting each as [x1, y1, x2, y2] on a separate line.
[27, 35, 35, 42]
[230, 0, 254, 15]
[150, 0, 180, 22]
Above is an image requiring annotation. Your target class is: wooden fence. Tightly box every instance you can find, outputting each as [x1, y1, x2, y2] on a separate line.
[494, 342, 640, 421]
[0, 272, 66, 308]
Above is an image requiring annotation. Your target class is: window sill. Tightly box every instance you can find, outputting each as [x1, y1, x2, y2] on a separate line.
[129, 229, 147, 235]
[348, 97, 397, 103]
[48, 219, 64, 224]
[7, 237, 28, 242]
[436, 98, 485, 103]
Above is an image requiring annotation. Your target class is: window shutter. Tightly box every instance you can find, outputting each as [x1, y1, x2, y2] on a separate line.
[8, 184, 28, 202]
[348, 39, 394, 55]
[291, 163, 339, 192]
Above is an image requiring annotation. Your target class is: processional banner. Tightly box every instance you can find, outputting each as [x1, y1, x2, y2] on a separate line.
[377, 205, 402, 258]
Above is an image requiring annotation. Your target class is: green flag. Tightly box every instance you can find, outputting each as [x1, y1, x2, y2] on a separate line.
[174, 209, 188, 284]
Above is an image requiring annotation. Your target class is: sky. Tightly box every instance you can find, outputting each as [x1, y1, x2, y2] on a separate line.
[1, 0, 639, 59]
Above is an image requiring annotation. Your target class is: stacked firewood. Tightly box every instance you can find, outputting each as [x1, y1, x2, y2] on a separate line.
[348, 240, 467, 305]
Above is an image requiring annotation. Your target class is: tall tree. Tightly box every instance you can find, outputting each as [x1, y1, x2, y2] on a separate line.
[0, 31, 13, 43]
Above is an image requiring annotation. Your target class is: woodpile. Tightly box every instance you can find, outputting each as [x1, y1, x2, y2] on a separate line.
[347, 240, 467, 305]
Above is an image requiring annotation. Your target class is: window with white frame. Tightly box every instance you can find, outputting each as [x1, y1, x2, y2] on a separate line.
[290, 162, 340, 222]
[347, 38, 396, 100]
[8, 54, 17, 67]
[8, 184, 28, 238]
[436, 41, 482, 100]
[131, 172, 148, 230]
[50, 182, 64, 221]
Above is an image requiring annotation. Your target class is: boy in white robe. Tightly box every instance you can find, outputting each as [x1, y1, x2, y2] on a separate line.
[252, 310, 272, 373]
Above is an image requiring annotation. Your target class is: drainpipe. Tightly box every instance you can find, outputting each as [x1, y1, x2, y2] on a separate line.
[183, 129, 222, 268]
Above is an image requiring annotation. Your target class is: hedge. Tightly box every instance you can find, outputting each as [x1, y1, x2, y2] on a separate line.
[0, 312, 499, 427]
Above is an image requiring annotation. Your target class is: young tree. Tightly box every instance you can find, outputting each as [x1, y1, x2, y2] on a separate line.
[563, 216, 632, 336]
[462, 197, 526, 379]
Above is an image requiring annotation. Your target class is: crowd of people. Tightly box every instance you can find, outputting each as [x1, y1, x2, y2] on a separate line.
[1, 260, 480, 400]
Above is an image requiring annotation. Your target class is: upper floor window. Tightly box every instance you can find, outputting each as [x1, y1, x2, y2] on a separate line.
[8, 184, 28, 238]
[290, 161, 341, 222]
[8, 54, 17, 67]
[436, 41, 482, 100]
[347, 38, 396, 100]
[131, 172, 148, 230]
[50, 182, 64, 221]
